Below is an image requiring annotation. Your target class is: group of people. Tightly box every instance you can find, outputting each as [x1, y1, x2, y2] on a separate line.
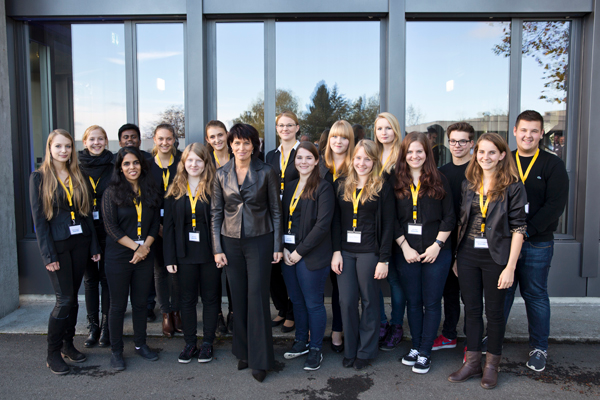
[30, 109, 567, 389]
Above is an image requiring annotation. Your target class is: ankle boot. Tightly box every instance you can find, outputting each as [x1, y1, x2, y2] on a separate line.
[62, 340, 87, 363]
[47, 316, 69, 374]
[172, 311, 183, 333]
[98, 313, 110, 347]
[162, 313, 174, 337]
[84, 314, 100, 348]
[481, 353, 502, 389]
[47, 349, 70, 375]
[448, 351, 482, 383]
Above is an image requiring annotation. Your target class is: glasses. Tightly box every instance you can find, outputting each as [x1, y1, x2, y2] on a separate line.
[277, 124, 297, 129]
[449, 139, 470, 147]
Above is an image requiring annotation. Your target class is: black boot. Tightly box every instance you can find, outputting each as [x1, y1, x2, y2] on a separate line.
[62, 305, 86, 363]
[84, 314, 100, 348]
[47, 316, 69, 375]
[98, 313, 110, 347]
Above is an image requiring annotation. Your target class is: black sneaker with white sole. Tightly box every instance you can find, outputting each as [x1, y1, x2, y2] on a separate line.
[412, 355, 431, 374]
[303, 348, 323, 371]
[401, 349, 420, 366]
[526, 349, 547, 372]
[198, 343, 214, 363]
[178, 343, 199, 364]
[284, 340, 309, 359]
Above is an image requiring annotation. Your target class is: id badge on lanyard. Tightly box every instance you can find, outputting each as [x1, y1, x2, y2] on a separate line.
[69, 225, 83, 235]
[474, 236, 489, 249]
[284, 234, 296, 244]
[347, 231, 362, 243]
[93, 211, 100, 220]
[189, 232, 200, 242]
[407, 223, 422, 235]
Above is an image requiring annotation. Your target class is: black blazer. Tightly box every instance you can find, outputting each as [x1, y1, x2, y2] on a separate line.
[456, 180, 527, 265]
[282, 179, 334, 270]
[265, 144, 300, 195]
[211, 157, 283, 254]
[29, 171, 100, 266]
[163, 194, 213, 266]
[318, 158, 335, 186]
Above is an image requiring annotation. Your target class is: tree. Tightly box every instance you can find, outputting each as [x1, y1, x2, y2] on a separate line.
[146, 104, 185, 139]
[348, 95, 380, 132]
[406, 104, 425, 127]
[233, 89, 300, 136]
[302, 81, 336, 140]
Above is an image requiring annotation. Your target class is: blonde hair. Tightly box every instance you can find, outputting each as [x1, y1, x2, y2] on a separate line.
[342, 139, 383, 204]
[38, 129, 91, 220]
[166, 142, 215, 203]
[373, 112, 402, 174]
[82, 125, 108, 149]
[324, 120, 355, 179]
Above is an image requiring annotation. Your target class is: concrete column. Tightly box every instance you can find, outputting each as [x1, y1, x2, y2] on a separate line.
[0, 0, 20, 318]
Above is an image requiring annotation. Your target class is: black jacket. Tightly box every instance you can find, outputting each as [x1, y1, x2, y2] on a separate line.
[282, 179, 334, 270]
[265, 144, 300, 196]
[211, 158, 283, 254]
[318, 158, 335, 186]
[29, 171, 100, 266]
[79, 149, 114, 241]
[456, 180, 528, 265]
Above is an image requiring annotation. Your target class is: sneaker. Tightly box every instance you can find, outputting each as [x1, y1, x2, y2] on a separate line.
[284, 340, 309, 359]
[526, 349, 547, 372]
[198, 343, 214, 363]
[412, 355, 431, 374]
[380, 324, 403, 351]
[303, 348, 323, 371]
[481, 336, 488, 354]
[401, 349, 420, 366]
[178, 343, 199, 364]
[432, 334, 457, 351]
[216, 314, 227, 337]
[378, 322, 390, 345]
[135, 344, 158, 361]
[110, 351, 126, 371]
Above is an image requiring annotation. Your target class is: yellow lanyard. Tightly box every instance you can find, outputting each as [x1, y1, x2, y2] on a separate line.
[58, 176, 76, 223]
[156, 154, 174, 191]
[288, 182, 303, 232]
[214, 151, 228, 168]
[133, 189, 142, 239]
[332, 163, 339, 182]
[187, 183, 201, 231]
[379, 152, 392, 176]
[515, 149, 540, 184]
[410, 181, 421, 222]
[351, 188, 364, 229]
[479, 186, 491, 234]
[88, 176, 99, 207]
[280, 147, 293, 192]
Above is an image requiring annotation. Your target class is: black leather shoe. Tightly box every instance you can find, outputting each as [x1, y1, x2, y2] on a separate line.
[354, 358, 369, 370]
[135, 344, 158, 361]
[330, 340, 344, 353]
[281, 322, 295, 333]
[147, 308, 157, 323]
[110, 352, 125, 371]
[252, 369, 267, 382]
[84, 315, 100, 348]
[238, 359, 248, 370]
[271, 318, 284, 327]
[342, 357, 356, 368]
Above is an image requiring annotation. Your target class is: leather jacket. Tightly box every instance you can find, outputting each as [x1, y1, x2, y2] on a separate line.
[211, 157, 283, 254]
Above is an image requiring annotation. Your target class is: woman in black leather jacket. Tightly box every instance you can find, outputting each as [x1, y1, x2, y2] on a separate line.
[448, 133, 527, 389]
[211, 124, 283, 383]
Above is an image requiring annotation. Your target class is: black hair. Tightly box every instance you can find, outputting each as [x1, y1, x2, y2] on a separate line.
[227, 124, 261, 159]
[109, 146, 161, 208]
[118, 123, 141, 141]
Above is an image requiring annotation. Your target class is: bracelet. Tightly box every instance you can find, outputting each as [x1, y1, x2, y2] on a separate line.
[399, 238, 406, 248]
[135, 244, 141, 252]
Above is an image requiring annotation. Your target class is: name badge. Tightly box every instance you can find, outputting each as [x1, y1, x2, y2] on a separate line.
[284, 234, 296, 244]
[69, 225, 83, 235]
[160, 209, 164, 217]
[407, 223, 423, 235]
[280, 194, 283, 201]
[524, 203, 529, 214]
[474, 237, 489, 249]
[189, 232, 200, 242]
[134, 240, 144, 245]
[93, 211, 100, 220]
[347, 231, 362, 243]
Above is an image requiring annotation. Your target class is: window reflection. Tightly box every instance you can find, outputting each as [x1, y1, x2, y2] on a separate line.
[406, 21, 511, 167]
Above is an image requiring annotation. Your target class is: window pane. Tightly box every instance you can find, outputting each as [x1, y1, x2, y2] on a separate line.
[276, 21, 380, 143]
[72, 24, 126, 150]
[406, 21, 511, 167]
[217, 23, 264, 138]
[137, 23, 185, 152]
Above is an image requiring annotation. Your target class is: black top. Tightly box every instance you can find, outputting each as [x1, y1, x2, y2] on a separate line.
[338, 189, 378, 253]
[149, 153, 181, 221]
[466, 194, 487, 242]
[101, 187, 160, 261]
[79, 149, 114, 242]
[318, 158, 335, 186]
[265, 144, 300, 197]
[391, 173, 456, 254]
[438, 161, 469, 254]
[511, 150, 569, 242]
[113, 149, 153, 163]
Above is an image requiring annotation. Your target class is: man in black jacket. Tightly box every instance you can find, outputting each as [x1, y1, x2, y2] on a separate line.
[504, 110, 569, 372]
[117, 123, 153, 160]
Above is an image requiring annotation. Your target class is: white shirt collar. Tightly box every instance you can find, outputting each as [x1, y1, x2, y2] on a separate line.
[277, 140, 300, 154]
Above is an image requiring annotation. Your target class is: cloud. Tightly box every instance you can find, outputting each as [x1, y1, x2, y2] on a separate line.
[137, 51, 182, 61]
[468, 22, 508, 39]
[106, 57, 125, 65]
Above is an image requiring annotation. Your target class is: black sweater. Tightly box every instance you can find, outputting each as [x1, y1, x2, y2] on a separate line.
[149, 154, 181, 220]
[79, 149, 114, 242]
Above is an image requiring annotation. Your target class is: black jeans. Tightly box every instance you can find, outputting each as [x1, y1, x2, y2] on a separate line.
[106, 256, 154, 352]
[441, 257, 463, 340]
[178, 262, 221, 345]
[154, 236, 181, 314]
[83, 239, 109, 316]
[457, 243, 507, 356]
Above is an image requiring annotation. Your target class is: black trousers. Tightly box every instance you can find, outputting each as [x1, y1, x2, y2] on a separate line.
[270, 262, 294, 321]
[178, 261, 221, 345]
[153, 235, 181, 314]
[441, 257, 463, 340]
[83, 239, 109, 316]
[457, 243, 507, 356]
[223, 233, 275, 370]
[105, 255, 154, 352]
[330, 270, 343, 332]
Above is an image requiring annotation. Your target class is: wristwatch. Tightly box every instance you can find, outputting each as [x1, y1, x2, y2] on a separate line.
[435, 239, 445, 248]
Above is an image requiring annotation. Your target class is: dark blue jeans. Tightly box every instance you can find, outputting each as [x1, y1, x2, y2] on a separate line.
[398, 249, 451, 357]
[504, 240, 553, 351]
[281, 259, 329, 350]
[379, 256, 407, 325]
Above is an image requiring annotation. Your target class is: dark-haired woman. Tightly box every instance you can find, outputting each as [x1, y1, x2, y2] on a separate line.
[79, 125, 114, 348]
[393, 132, 455, 374]
[211, 124, 283, 382]
[448, 133, 526, 389]
[102, 147, 161, 370]
[331, 139, 393, 371]
[281, 142, 334, 371]
[150, 123, 182, 337]
[29, 129, 101, 375]
[164, 143, 221, 364]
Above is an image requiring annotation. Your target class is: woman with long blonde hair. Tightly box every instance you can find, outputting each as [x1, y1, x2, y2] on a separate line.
[29, 129, 101, 375]
[163, 143, 220, 364]
[331, 139, 393, 370]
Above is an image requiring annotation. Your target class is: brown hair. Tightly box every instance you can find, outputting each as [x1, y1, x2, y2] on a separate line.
[276, 110, 300, 126]
[446, 122, 475, 141]
[515, 110, 544, 129]
[394, 131, 446, 200]
[166, 142, 215, 203]
[373, 112, 402, 174]
[294, 142, 321, 201]
[342, 140, 383, 204]
[152, 123, 177, 156]
[324, 120, 355, 180]
[204, 120, 228, 153]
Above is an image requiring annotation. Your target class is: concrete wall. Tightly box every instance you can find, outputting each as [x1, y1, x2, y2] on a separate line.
[0, 0, 19, 317]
